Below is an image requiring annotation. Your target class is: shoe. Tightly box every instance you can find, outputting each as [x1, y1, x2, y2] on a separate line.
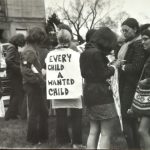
[59, 143, 72, 149]
[38, 142, 42, 145]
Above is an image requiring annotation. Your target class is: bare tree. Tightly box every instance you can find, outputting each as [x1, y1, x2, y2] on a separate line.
[58, 0, 118, 43]
[115, 11, 130, 24]
[99, 16, 118, 29]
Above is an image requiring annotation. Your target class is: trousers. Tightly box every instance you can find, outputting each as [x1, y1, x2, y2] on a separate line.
[24, 83, 48, 143]
[56, 108, 82, 145]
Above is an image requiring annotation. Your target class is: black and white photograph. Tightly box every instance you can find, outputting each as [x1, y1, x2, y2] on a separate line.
[0, 0, 150, 149]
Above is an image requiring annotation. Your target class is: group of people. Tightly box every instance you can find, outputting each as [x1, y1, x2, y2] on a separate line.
[81, 18, 150, 150]
[4, 27, 49, 144]
[2, 17, 150, 150]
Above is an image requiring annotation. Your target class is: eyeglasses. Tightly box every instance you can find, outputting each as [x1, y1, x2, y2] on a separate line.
[142, 37, 150, 42]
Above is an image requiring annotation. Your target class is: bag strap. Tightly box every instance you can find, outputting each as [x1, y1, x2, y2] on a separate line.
[139, 64, 146, 82]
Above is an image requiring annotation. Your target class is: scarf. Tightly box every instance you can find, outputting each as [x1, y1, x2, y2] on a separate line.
[117, 35, 141, 60]
[110, 66, 123, 131]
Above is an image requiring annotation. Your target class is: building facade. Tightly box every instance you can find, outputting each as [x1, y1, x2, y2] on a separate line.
[0, 0, 46, 42]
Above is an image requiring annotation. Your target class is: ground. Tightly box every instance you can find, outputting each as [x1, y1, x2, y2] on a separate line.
[0, 116, 89, 149]
[0, 114, 128, 149]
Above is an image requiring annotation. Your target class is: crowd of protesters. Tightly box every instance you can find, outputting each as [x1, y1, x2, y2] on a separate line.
[1, 17, 150, 150]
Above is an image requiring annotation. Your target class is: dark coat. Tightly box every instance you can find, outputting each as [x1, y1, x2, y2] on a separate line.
[21, 45, 48, 143]
[5, 44, 22, 79]
[20, 45, 46, 86]
[80, 43, 115, 107]
[119, 40, 146, 117]
[38, 47, 49, 69]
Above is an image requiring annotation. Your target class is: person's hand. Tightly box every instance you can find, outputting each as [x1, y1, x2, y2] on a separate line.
[113, 60, 122, 68]
[127, 108, 133, 115]
[107, 54, 115, 63]
[113, 60, 126, 68]
[127, 108, 134, 117]
[31, 64, 39, 73]
[41, 68, 46, 76]
[139, 79, 148, 88]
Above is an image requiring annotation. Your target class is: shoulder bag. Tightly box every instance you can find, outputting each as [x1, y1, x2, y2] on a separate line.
[131, 66, 150, 116]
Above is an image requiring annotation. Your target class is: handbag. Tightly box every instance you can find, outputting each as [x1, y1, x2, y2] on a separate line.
[131, 66, 150, 115]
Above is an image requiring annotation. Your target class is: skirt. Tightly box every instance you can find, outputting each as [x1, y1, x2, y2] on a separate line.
[88, 103, 118, 121]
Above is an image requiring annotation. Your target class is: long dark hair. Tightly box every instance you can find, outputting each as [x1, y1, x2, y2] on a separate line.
[122, 18, 140, 34]
[86, 29, 97, 43]
[90, 27, 117, 54]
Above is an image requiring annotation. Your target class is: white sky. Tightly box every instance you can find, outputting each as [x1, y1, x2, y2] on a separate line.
[123, 0, 150, 23]
[44, 0, 150, 36]
[44, 0, 150, 23]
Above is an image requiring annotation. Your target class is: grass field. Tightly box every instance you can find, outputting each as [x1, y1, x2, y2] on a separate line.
[0, 116, 89, 149]
[0, 112, 128, 149]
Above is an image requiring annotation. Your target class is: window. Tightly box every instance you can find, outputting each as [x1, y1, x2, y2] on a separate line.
[0, 0, 5, 16]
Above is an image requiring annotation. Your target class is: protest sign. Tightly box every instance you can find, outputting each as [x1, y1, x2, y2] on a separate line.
[45, 48, 83, 99]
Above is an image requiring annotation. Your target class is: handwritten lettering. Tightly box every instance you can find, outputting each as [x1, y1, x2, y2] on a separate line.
[49, 54, 72, 63]
[48, 79, 75, 86]
[48, 64, 64, 71]
[49, 88, 69, 96]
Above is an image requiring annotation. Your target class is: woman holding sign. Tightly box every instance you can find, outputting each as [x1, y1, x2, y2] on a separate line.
[80, 27, 127, 149]
[45, 29, 83, 148]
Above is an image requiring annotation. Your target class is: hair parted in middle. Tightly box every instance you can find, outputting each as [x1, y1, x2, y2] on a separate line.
[122, 18, 140, 34]
[89, 27, 117, 53]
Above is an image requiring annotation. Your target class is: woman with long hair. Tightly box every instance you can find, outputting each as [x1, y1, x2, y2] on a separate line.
[80, 27, 127, 149]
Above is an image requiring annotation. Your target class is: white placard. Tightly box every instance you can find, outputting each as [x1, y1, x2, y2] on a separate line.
[45, 48, 83, 99]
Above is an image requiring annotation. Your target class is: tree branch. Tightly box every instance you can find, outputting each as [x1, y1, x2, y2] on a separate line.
[93, 7, 115, 27]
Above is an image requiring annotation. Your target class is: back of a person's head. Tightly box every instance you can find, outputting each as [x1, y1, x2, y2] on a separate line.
[86, 29, 97, 43]
[26, 27, 47, 45]
[9, 33, 25, 47]
[57, 29, 72, 46]
[58, 23, 73, 40]
[90, 27, 117, 52]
